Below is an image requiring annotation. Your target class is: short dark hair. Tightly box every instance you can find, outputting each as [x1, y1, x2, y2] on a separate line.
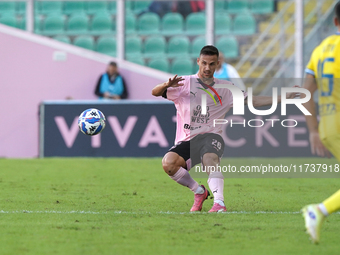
[200, 45, 219, 58]
[109, 61, 117, 67]
[335, 1, 340, 21]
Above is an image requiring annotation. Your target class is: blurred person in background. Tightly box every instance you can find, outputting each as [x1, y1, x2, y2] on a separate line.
[174, 0, 205, 18]
[146, 1, 173, 17]
[94, 62, 128, 99]
[144, 1, 205, 18]
[214, 52, 246, 91]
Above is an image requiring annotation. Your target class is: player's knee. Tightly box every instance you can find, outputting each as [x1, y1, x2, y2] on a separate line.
[162, 156, 177, 175]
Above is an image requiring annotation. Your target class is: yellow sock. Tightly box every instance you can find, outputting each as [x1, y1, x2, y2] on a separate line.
[323, 189, 340, 215]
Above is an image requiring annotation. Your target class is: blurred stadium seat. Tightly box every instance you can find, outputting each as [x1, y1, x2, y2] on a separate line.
[167, 35, 190, 58]
[63, 1, 86, 15]
[137, 12, 160, 35]
[16, 1, 27, 14]
[232, 12, 256, 35]
[216, 35, 239, 58]
[144, 35, 167, 57]
[42, 15, 65, 35]
[215, 0, 226, 12]
[191, 36, 205, 57]
[74, 35, 95, 50]
[53, 35, 71, 44]
[0, 2, 16, 15]
[126, 13, 136, 34]
[87, 1, 108, 15]
[39, 1, 63, 15]
[185, 12, 205, 35]
[132, 1, 151, 14]
[125, 36, 142, 57]
[66, 14, 89, 34]
[148, 58, 170, 73]
[226, 0, 249, 13]
[161, 12, 184, 35]
[0, 14, 18, 28]
[215, 12, 231, 35]
[171, 58, 193, 76]
[90, 13, 113, 35]
[96, 35, 116, 56]
[250, 0, 274, 14]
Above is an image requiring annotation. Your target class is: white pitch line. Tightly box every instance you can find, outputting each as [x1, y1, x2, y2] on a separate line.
[0, 210, 300, 215]
[0, 210, 338, 215]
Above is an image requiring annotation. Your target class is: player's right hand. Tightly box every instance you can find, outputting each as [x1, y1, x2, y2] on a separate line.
[309, 132, 331, 158]
[167, 75, 185, 88]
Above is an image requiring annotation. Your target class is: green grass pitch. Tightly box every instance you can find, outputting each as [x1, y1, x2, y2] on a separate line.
[0, 158, 339, 255]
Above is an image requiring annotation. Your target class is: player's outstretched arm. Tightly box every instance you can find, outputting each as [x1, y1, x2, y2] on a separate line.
[250, 86, 300, 107]
[152, 75, 184, 97]
[302, 74, 331, 158]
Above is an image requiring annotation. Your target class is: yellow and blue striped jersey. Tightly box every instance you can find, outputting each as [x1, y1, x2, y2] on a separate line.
[305, 32, 340, 139]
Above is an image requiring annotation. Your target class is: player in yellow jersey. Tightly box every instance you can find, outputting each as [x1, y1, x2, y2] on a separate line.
[302, 1, 340, 244]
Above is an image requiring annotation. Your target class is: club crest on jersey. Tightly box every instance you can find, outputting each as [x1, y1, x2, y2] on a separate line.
[195, 79, 222, 106]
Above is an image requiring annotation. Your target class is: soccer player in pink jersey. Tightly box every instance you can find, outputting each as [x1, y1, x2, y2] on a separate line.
[152, 45, 297, 212]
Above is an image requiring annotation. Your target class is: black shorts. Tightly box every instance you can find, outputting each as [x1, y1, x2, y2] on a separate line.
[168, 133, 225, 169]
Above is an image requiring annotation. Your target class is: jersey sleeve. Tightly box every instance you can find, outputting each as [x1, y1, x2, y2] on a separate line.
[163, 76, 188, 102]
[166, 86, 183, 101]
[305, 47, 319, 76]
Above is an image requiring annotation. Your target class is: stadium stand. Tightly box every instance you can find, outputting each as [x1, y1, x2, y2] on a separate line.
[0, 2, 16, 15]
[226, 0, 249, 13]
[133, 1, 152, 14]
[161, 12, 184, 35]
[19, 16, 42, 33]
[0, 0, 288, 75]
[250, 0, 274, 14]
[171, 57, 193, 76]
[232, 12, 256, 35]
[0, 14, 17, 28]
[137, 12, 160, 35]
[53, 35, 71, 44]
[215, 12, 231, 35]
[74, 35, 95, 50]
[167, 35, 190, 58]
[90, 13, 114, 35]
[125, 13, 136, 34]
[127, 55, 146, 66]
[216, 35, 239, 58]
[66, 13, 89, 34]
[63, 1, 86, 15]
[17, 1, 27, 14]
[42, 15, 65, 35]
[96, 35, 116, 57]
[144, 35, 167, 57]
[39, 1, 63, 14]
[148, 58, 170, 73]
[191, 36, 205, 57]
[125, 36, 142, 57]
[214, 0, 226, 12]
[185, 12, 205, 35]
[87, 1, 108, 15]
[108, 0, 132, 14]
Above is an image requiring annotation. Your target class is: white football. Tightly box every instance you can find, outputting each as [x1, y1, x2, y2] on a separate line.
[78, 108, 106, 136]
